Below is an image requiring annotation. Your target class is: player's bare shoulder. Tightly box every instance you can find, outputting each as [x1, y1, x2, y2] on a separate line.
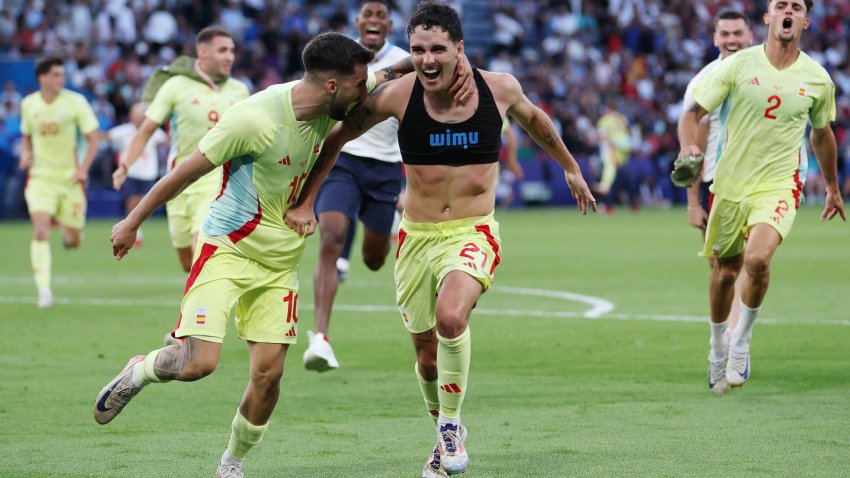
[367, 71, 417, 118]
[478, 69, 524, 110]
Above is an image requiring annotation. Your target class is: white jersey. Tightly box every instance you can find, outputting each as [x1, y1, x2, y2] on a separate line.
[683, 57, 722, 183]
[108, 123, 167, 180]
[340, 40, 408, 163]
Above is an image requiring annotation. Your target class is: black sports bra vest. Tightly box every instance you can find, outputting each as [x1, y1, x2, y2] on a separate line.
[398, 68, 502, 166]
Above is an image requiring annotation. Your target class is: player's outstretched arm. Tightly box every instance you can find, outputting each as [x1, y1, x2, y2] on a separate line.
[503, 75, 596, 214]
[810, 125, 846, 222]
[111, 150, 214, 259]
[285, 95, 393, 236]
[113, 118, 161, 191]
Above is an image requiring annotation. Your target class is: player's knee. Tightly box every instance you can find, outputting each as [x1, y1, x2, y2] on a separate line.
[363, 254, 385, 271]
[715, 264, 739, 288]
[250, 366, 283, 395]
[744, 253, 771, 279]
[319, 230, 346, 256]
[63, 235, 81, 249]
[417, 359, 438, 381]
[435, 306, 468, 338]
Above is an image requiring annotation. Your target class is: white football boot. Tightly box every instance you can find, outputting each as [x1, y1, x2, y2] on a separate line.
[726, 342, 751, 387]
[93, 355, 145, 424]
[37, 288, 53, 308]
[708, 347, 729, 394]
[215, 462, 243, 478]
[437, 422, 468, 475]
[303, 330, 339, 372]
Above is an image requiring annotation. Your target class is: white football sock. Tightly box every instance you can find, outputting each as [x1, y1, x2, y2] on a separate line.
[709, 320, 729, 360]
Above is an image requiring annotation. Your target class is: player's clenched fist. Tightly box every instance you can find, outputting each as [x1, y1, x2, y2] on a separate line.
[111, 219, 138, 259]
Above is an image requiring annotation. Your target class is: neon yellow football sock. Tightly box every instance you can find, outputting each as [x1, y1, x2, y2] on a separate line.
[30, 240, 51, 291]
[226, 411, 268, 460]
[436, 327, 471, 419]
[415, 361, 440, 423]
[140, 347, 172, 384]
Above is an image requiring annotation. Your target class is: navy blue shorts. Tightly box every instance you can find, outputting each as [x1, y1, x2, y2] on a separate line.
[315, 152, 403, 235]
[699, 180, 713, 213]
[123, 178, 156, 201]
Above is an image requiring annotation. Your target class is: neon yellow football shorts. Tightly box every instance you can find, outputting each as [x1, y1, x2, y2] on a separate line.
[24, 177, 87, 229]
[701, 188, 800, 259]
[166, 189, 216, 248]
[394, 212, 502, 334]
[173, 239, 300, 344]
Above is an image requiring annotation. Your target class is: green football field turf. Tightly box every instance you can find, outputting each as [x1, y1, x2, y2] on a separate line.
[0, 207, 848, 477]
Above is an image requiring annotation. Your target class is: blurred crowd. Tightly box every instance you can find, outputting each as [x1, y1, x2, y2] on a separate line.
[484, 0, 850, 207]
[1, 0, 848, 216]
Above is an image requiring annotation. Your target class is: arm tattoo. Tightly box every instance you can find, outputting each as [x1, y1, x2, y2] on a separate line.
[529, 116, 560, 150]
[369, 83, 388, 98]
[382, 57, 413, 81]
[344, 104, 374, 132]
[154, 337, 201, 380]
[379, 66, 398, 82]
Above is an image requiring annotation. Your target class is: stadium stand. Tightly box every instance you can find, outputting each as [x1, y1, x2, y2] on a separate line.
[0, 0, 847, 217]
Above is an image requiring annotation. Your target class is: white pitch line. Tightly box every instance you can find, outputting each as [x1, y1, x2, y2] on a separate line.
[1, 295, 847, 326]
[0, 276, 186, 286]
[493, 285, 614, 318]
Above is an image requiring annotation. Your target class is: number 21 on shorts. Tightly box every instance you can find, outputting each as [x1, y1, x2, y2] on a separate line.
[772, 199, 790, 224]
[459, 243, 496, 275]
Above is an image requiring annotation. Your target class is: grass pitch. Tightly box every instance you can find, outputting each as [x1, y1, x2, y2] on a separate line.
[0, 207, 848, 477]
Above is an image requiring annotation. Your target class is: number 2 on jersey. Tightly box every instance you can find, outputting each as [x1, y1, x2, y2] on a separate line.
[764, 95, 781, 120]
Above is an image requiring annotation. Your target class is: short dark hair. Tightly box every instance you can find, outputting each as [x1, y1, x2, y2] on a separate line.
[35, 56, 64, 78]
[302, 32, 375, 77]
[407, 1, 463, 43]
[767, 0, 813, 13]
[360, 0, 392, 11]
[196, 26, 232, 46]
[715, 10, 749, 28]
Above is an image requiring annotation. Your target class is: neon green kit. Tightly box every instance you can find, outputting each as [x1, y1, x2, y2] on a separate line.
[174, 74, 375, 343]
[694, 44, 835, 201]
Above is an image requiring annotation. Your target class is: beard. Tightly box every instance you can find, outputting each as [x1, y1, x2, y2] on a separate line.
[328, 97, 348, 121]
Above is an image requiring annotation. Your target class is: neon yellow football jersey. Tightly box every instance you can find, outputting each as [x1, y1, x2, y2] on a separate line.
[694, 44, 835, 201]
[20, 89, 99, 183]
[198, 73, 376, 270]
[597, 112, 631, 165]
[145, 75, 249, 194]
